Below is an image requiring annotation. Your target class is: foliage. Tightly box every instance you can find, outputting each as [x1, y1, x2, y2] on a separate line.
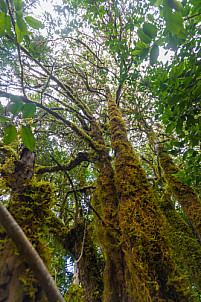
[0, 0, 201, 300]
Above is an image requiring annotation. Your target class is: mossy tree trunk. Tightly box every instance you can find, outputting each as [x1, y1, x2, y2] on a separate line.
[159, 153, 201, 242]
[138, 118, 201, 291]
[91, 86, 194, 301]
[47, 214, 104, 302]
[0, 148, 50, 301]
[160, 191, 201, 290]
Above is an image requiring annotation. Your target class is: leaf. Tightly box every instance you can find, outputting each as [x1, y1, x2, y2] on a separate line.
[21, 125, 35, 151]
[131, 49, 141, 56]
[166, 123, 175, 133]
[14, 0, 23, 11]
[140, 47, 149, 60]
[0, 115, 11, 122]
[15, 22, 24, 42]
[183, 149, 190, 160]
[154, 0, 163, 6]
[138, 28, 152, 44]
[0, 0, 7, 13]
[147, 14, 154, 22]
[25, 16, 44, 29]
[186, 115, 195, 128]
[23, 103, 36, 118]
[167, 0, 183, 12]
[16, 11, 27, 33]
[10, 95, 21, 103]
[10, 101, 23, 116]
[143, 22, 157, 39]
[0, 11, 5, 36]
[4, 125, 17, 144]
[163, 2, 184, 35]
[176, 118, 184, 133]
[150, 44, 159, 65]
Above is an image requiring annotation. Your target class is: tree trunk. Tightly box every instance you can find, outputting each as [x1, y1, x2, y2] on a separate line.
[47, 215, 104, 302]
[0, 147, 53, 301]
[159, 152, 201, 242]
[160, 190, 201, 290]
[92, 86, 195, 301]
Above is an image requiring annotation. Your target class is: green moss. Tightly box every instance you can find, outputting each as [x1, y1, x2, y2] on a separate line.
[160, 154, 201, 240]
[104, 92, 195, 301]
[160, 191, 201, 292]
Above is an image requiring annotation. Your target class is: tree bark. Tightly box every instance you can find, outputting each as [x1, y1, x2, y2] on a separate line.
[0, 147, 63, 301]
[100, 86, 195, 301]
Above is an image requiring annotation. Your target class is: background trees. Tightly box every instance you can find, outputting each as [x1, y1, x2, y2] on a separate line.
[0, 0, 201, 301]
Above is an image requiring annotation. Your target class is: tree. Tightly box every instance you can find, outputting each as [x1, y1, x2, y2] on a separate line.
[0, 0, 201, 301]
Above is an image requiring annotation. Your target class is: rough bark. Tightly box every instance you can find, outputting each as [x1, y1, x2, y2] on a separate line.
[0, 203, 64, 302]
[0, 147, 58, 301]
[139, 118, 201, 242]
[159, 153, 201, 242]
[100, 86, 195, 301]
[160, 191, 201, 291]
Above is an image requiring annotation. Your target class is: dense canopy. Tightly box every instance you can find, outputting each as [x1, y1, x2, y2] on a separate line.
[0, 0, 201, 301]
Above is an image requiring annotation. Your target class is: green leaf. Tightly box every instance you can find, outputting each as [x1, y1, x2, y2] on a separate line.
[176, 117, 184, 133]
[0, 0, 7, 13]
[4, 125, 17, 144]
[186, 115, 195, 128]
[15, 22, 24, 42]
[16, 11, 27, 33]
[163, 2, 184, 35]
[138, 28, 152, 44]
[140, 47, 149, 60]
[10, 95, 21, 103]
[25, 16, 44, 29]
[4, 14, 12, 34]
[10, 101, 23, 116]
[0, 115, 11, 122]
[14, 0, 23, 11]
[167, 0, 183, 12]
[150, 44, 159, 65]
[183, 149, 189, 160]
[0, 11, 5, 36]
[23, 103, 36, 118]
[154, 0, 163, 6]
[166, 123, 175, 133]
[147, 14, 154, 22]
[143, 22, 157, 39]
[21, 125, 35, 151]
[131, 49, 141, 56]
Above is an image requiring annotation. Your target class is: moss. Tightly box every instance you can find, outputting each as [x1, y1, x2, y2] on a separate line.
[160, 191, 201, 292]
[1, 158, 55, 299]
[159, 154, 201, 241]
[103, 90, 195, 301]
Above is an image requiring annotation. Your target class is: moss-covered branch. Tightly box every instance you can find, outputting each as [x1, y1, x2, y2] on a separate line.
[36, 152, 89, 174]
[0, 141, 19, 161]
[159, 153, 201, 242]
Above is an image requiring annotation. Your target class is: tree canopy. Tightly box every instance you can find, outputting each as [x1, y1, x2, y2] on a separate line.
[0, 0, 201, 301]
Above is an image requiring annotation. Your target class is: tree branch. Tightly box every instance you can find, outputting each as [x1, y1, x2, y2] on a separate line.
[36, 152, 89, 174]
[0, 91, 103, 152]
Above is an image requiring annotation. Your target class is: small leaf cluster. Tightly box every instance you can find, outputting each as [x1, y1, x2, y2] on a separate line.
[0, 0, 44, 42]
[1, 95, 36, 151]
